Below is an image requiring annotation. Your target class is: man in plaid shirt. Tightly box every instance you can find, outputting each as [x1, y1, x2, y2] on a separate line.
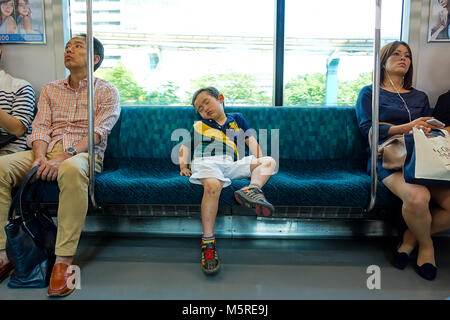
[0, 35, 120, 297]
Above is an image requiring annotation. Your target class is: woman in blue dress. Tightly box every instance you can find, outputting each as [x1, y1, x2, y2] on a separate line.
[356, 41, 450, 281]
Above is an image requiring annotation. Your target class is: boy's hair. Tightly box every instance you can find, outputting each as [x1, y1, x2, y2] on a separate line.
[191, 87, 225, 107]
[74, 34, 104, 71]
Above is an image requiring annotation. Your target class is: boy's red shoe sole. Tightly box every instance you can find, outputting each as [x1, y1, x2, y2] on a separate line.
[234, 193, 273, 217]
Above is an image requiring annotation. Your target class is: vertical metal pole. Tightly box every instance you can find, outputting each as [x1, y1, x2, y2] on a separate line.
[273, 0, 285, 106]
[86, 0, 99, 208]
[366, 0, 382, 212]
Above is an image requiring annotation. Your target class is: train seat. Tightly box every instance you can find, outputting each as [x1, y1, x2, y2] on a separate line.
[34, 106, 399, 212]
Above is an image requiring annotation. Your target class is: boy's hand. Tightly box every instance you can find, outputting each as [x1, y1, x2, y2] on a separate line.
[180, 168, 192, 177]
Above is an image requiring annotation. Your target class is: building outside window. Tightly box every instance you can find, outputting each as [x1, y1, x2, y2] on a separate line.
[70, 0, 403, 107]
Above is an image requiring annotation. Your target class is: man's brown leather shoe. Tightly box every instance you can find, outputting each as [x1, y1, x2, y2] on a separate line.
[0, 261, 14, 283]
[47, 263, 76, 297]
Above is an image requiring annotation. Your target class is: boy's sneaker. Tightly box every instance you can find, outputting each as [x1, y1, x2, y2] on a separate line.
[234, 185, 274, 217]
[201, 240, 220, 275]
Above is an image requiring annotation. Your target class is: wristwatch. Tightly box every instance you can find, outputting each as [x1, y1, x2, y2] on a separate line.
[65, 147, 77, 156]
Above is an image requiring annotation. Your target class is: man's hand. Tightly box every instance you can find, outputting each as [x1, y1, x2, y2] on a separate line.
[31, 156, 46, 170]
[36, 154, 71, 181]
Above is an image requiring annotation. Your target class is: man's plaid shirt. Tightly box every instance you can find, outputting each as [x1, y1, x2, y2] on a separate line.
[27, 77, 120, 160]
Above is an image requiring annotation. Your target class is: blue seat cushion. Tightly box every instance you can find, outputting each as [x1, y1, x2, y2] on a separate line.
[93, 159, 398, 208]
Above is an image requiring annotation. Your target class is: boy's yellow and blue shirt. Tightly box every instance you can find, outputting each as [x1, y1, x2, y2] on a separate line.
[183, 113, 253, 161]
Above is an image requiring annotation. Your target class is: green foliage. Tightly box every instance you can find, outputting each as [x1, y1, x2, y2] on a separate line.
[284, 73, 326, 106]
[188, 73, 271, 106]
[146, 81, 181, 106]
[285, 72, 372, 106]
[97, 63, 181, 106]
[96, 62, 147, 105]
[338, 72, 372, 105]
[98, 63, 371, 107]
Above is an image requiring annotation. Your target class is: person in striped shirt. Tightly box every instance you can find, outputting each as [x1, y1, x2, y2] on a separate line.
[0, 35, 120, 297]
[0, 45, 35, 155]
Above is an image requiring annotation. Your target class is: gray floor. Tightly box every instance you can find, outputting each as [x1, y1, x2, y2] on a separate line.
[0, 234, 449, 300]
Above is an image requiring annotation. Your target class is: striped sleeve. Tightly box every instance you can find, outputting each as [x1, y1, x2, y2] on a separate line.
[11, 84, 35, 130]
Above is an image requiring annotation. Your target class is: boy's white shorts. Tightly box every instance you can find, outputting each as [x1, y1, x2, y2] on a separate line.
[189, 155, 256, 188]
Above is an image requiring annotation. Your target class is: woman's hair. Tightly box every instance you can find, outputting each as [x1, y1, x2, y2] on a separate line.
[380, 41, 413, 89]
[0, 0, 12, 6]
[191, 87, 224, 107]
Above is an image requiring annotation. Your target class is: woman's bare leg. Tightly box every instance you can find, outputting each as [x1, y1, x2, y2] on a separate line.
[382, 172, 435, 267]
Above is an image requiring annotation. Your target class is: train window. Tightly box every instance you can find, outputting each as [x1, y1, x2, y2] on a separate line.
[284, 0, 404, 107]
[70, 0, 274, 106]
[69, 0, 404, 107]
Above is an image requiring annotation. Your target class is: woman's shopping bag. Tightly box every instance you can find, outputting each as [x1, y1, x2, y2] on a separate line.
[403, 127, 450, 186]
[4, 166, 57, 288]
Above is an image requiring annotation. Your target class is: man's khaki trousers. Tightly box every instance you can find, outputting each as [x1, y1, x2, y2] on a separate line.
[0, 141, 102, 256]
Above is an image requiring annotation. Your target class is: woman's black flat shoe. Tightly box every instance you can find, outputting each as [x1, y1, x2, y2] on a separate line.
[416, 263, 437, 281]
[393, 251, 409, 270]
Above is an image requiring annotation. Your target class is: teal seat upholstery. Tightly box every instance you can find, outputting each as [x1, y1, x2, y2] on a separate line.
[89, 106, 396, 208]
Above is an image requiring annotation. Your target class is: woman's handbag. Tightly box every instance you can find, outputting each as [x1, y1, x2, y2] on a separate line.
[369, 123, 407, 170]
[378, 134, 407, 170]
[403, 127, 450, 186]
[4, 166, 57, 288]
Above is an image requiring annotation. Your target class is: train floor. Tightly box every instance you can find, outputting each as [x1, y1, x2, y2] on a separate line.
[0, 235, 449, 300]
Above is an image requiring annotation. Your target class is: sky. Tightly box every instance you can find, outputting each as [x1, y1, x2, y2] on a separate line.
[119, 0, 402, 39]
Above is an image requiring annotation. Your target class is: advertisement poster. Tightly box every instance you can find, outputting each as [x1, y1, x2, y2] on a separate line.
[0, 0, 45, 44]
[429, 0, 450, 41]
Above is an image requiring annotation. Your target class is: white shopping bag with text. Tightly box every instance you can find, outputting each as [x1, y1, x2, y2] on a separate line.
[413, 127, 450, 181]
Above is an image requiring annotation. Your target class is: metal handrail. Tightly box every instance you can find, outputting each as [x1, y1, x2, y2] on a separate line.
[365, 0, 382, 212]
[86, 0, 99, 209]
